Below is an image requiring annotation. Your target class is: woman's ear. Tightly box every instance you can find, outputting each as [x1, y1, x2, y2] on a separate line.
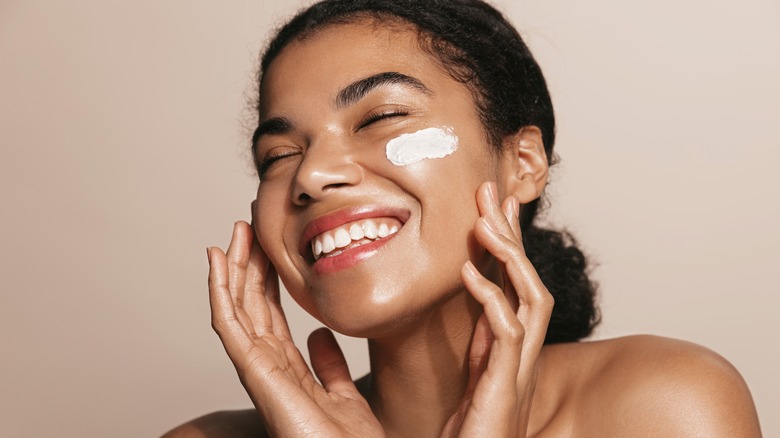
[497, 126, 549, 203]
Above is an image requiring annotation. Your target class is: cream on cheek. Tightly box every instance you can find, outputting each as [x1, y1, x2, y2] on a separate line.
[385, 126, 458, 166]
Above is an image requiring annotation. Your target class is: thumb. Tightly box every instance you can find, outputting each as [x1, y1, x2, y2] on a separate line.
[308, 328, 359, 397]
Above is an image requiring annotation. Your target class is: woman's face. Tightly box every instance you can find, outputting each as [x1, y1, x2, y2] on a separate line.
[253, 21, 502, 336]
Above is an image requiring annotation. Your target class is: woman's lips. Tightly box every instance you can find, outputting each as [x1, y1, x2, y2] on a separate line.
[312, 231, 400, 275]
[299, 206, 410, 265]
[311, 217, 402, 260]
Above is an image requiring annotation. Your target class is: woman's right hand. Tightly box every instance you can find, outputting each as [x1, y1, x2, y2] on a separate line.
[207, 221, 384, 438]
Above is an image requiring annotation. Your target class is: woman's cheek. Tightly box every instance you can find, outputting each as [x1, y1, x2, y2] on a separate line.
[253, 190, 289, 261]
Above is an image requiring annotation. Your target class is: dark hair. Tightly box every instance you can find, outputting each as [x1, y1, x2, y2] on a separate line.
[254, 0, 599, 343]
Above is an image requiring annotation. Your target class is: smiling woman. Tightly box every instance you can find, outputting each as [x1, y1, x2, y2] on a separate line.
[163, 0, 761, 436]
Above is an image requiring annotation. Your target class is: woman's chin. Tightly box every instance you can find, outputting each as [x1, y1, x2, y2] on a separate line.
[313, 286, 472, 340]
[316, 303, 419, 339]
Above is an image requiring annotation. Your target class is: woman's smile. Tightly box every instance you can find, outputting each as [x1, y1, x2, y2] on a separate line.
[310, 218, 400, 261]
[300, 205, 410, 274]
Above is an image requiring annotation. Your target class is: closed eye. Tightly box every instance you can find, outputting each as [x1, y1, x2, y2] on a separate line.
[356, 110, 409, 130]
[257, 150, 300, 177]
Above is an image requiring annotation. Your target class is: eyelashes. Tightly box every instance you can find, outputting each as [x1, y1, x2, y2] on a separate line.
[257, 150, 299, 177]
[356, 109, 409, 130]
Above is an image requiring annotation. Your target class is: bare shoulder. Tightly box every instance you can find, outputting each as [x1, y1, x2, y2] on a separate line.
[546, 335, 762, 437]
[161, 409, 266, 438]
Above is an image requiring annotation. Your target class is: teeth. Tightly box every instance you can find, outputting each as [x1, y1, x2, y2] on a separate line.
[349, 224, 364, 240]
[322, 233, 336, 253]
[334, 228, 351, 248]
[363, 220, 378, 239]
[310, 218, 402, 261]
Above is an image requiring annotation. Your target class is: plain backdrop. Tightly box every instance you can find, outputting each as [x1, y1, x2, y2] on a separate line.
[1, 0, 777, 436]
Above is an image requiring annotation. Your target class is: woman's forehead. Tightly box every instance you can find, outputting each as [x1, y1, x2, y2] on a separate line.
[259, 21, 447, 107]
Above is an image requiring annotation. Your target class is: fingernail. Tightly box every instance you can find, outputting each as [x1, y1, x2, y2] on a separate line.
[487, 182, 498, 203]
[510, 196, 520, 219]
[481, 217, 497, 234]
[464, 260, 480, 277]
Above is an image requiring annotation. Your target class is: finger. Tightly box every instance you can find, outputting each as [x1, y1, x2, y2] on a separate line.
[473, 212, 549, 308]
[462, 261, 523, 382]
[265, 263, 295, 342]
[498, 195, 523, 308]
[473, 183, 522, 312]
[502, 196, 521, 240]
[475, 218, 553, 356]
[248, 216, 291, 341]
[475, 182, 520, 246]
[208, 247, 257, 359]
[225, 221, 260, 336]
[460, 261, 524, 431]
[502, 196, 522, 311]
[307, 328, 360, 398]
[226, 221, 253, 300]
[465, 312, 493, 395]
[242, 235, 274, 334]
[473, 183, 549, 321]
[475, 183, 530, 312]
[473, 215, 525, 301]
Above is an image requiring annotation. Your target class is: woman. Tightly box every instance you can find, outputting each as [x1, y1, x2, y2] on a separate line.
[166, 0, 761, 436]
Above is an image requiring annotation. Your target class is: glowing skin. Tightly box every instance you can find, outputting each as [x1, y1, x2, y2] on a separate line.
[385, 126, 458, 166]
[252, 22, 501, 337]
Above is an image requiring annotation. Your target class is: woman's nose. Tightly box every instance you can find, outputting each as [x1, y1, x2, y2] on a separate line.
[291, 140, 364, 205]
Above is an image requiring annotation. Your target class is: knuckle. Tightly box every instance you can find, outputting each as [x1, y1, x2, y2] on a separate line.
[526, 283, 553, 304]
[497, 242, 522, 261]
[539, 292, 554, 312]
[211, 315, 234, 334]
[485, 281, 504, 296]
[473, 275, 500, 295]
[506, 238, 526, 256]
[505, 321, 526, 343]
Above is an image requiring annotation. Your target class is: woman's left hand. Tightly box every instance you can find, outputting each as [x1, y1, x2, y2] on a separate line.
[440, 181, 554, 437]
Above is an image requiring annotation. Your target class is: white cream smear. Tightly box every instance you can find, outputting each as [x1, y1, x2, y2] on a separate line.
[385, 126, 458, 166]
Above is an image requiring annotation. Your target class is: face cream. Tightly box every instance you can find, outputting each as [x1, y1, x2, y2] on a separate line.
[385, 127, 458, 166]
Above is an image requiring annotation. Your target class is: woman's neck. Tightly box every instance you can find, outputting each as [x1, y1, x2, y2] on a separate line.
[365, 289, 482, 437]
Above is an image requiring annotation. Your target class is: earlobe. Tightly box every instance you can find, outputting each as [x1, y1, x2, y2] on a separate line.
[498, 126, 549, 204]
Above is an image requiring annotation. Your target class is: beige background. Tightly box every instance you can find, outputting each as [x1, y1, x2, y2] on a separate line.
[1, 0, 777, 436]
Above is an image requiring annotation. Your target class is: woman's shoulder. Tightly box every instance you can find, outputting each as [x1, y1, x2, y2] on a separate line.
[161, 338, 761, 437]
[541, 335, 761, 437]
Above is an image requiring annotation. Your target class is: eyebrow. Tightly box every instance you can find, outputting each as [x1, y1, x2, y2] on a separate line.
[252, 116, 294, 151]
[252, 72, 430, 152]
[335, 71, 431, 109]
